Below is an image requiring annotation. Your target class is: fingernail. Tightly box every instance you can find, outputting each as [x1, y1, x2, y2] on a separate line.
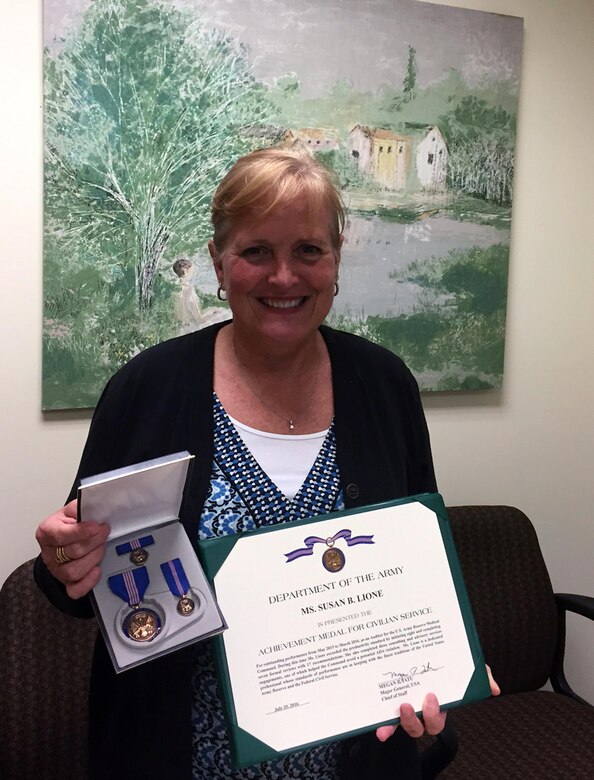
[376, 726, 392, 742]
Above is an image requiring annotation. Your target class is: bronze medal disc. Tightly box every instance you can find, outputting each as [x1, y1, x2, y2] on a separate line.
[177, 596, 196, 616]
[123, 608, 161, 642]
[129, 548, 148, 566]
[322, 547, 345, 573]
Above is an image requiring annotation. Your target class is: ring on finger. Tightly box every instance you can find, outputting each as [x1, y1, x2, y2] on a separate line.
[55, 545, 72, 565]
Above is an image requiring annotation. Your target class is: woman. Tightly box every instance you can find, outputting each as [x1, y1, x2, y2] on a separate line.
[35, 149, 453, 779]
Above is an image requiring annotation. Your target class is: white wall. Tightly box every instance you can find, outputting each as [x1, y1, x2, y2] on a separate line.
[1, 0, 592, 702]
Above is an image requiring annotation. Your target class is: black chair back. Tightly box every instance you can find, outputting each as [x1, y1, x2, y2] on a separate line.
[0, 559, 97, 780]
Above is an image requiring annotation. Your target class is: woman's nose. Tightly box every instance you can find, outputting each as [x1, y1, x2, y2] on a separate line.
[268, 256, 297, 286]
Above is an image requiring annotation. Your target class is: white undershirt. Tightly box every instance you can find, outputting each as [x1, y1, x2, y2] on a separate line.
[228, 416, 329, 500]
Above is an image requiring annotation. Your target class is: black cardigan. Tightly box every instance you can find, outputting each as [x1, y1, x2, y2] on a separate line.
[35, 322, 437, 779]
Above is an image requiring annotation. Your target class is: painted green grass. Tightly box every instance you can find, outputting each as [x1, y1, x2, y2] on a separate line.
[329, 243, 509, 391]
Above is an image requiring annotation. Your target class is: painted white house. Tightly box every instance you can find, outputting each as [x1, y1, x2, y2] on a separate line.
[415, 126, 448, 191]
[349, 125, 374, 175]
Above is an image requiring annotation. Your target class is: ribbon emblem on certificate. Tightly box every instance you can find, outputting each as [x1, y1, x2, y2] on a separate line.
[161, 558, 196, 616]
[115, 534, 155, 566]
[285, 529, 375, 572]
[107, 567, 162, 642]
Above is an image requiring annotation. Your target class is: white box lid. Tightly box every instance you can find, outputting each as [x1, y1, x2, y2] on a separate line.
[78, 451, 194, 540]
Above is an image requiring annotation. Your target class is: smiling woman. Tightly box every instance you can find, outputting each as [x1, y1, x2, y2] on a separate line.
[209, 194, 340, 365]
[34, 147, 449, 779]
[208, 150, 345, 435]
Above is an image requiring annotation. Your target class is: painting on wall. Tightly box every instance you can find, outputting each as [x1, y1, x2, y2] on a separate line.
[43, 0, 523, 409]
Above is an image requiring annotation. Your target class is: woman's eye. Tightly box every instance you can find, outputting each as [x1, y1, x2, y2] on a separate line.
[242, 246, 268, 259]
[299, 244, 322, 256]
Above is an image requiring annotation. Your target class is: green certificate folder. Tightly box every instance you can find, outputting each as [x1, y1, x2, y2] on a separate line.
[199, 492, 490, 769]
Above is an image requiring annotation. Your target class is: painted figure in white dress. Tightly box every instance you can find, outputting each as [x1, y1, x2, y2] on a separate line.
[172, 258, 228, 333]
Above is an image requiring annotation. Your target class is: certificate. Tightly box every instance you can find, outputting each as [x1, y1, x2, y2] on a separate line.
[199, 493, 490, 768]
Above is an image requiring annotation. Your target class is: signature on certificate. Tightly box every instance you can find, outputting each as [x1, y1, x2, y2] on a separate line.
[382, 661, 445, 681]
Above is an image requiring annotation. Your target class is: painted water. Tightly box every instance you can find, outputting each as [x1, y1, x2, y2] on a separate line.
[192, 213, 508, 322]
[336, 214, 508, 320]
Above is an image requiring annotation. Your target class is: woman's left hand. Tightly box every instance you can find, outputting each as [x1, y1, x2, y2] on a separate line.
[376, 693, 445, 742]
[375, 665, 501, 742]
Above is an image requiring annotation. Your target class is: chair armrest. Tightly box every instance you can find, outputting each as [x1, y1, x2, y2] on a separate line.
[556, 593, 594, 620]
[33, 554, 95, 619]
[551, 592, 594, 704]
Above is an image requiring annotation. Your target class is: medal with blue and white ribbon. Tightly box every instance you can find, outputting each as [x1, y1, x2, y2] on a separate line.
[285, 529, 375, 572]
[108, 567, 161, 642]
[115, 534, 155, 566]
[161, 558, 196, 616]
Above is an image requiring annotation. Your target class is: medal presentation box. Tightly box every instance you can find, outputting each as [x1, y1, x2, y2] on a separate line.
[78, 452, 226, 673]
[199, 493, 491, 769]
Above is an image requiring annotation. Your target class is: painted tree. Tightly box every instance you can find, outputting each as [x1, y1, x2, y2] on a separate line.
[390, 45, 417, 111]
[402, 46, 417, 102]
[45, 0, 273, 311]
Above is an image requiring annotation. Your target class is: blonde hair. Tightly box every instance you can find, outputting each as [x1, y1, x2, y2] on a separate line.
[211, 148, 345, 249]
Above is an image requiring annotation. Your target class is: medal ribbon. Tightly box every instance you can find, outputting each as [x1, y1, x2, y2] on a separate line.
[285, 529, 375, 562]
[108, 566, 149, 607]
[115, 534, 155, 556]
[160, 558, 190, 597]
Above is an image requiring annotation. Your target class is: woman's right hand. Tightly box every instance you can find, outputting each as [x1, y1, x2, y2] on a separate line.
[35, 499, 111, 599]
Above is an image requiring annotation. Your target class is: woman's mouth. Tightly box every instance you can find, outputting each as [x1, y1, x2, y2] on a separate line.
[260, 297, 306, 309]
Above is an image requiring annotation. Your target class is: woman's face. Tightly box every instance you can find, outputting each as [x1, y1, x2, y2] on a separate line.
[209, 193, 341, 352]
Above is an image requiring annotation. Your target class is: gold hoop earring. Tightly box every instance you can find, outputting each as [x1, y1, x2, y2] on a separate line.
[217, 286, 227, 301]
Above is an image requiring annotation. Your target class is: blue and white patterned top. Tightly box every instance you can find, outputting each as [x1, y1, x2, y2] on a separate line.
[192, 395, 345, 779]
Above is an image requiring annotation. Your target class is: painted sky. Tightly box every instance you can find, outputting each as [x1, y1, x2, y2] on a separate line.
[44, 0, 523, 98]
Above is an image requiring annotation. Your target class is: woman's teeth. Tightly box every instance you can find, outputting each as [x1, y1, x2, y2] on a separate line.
[261, 298, 304, 309]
